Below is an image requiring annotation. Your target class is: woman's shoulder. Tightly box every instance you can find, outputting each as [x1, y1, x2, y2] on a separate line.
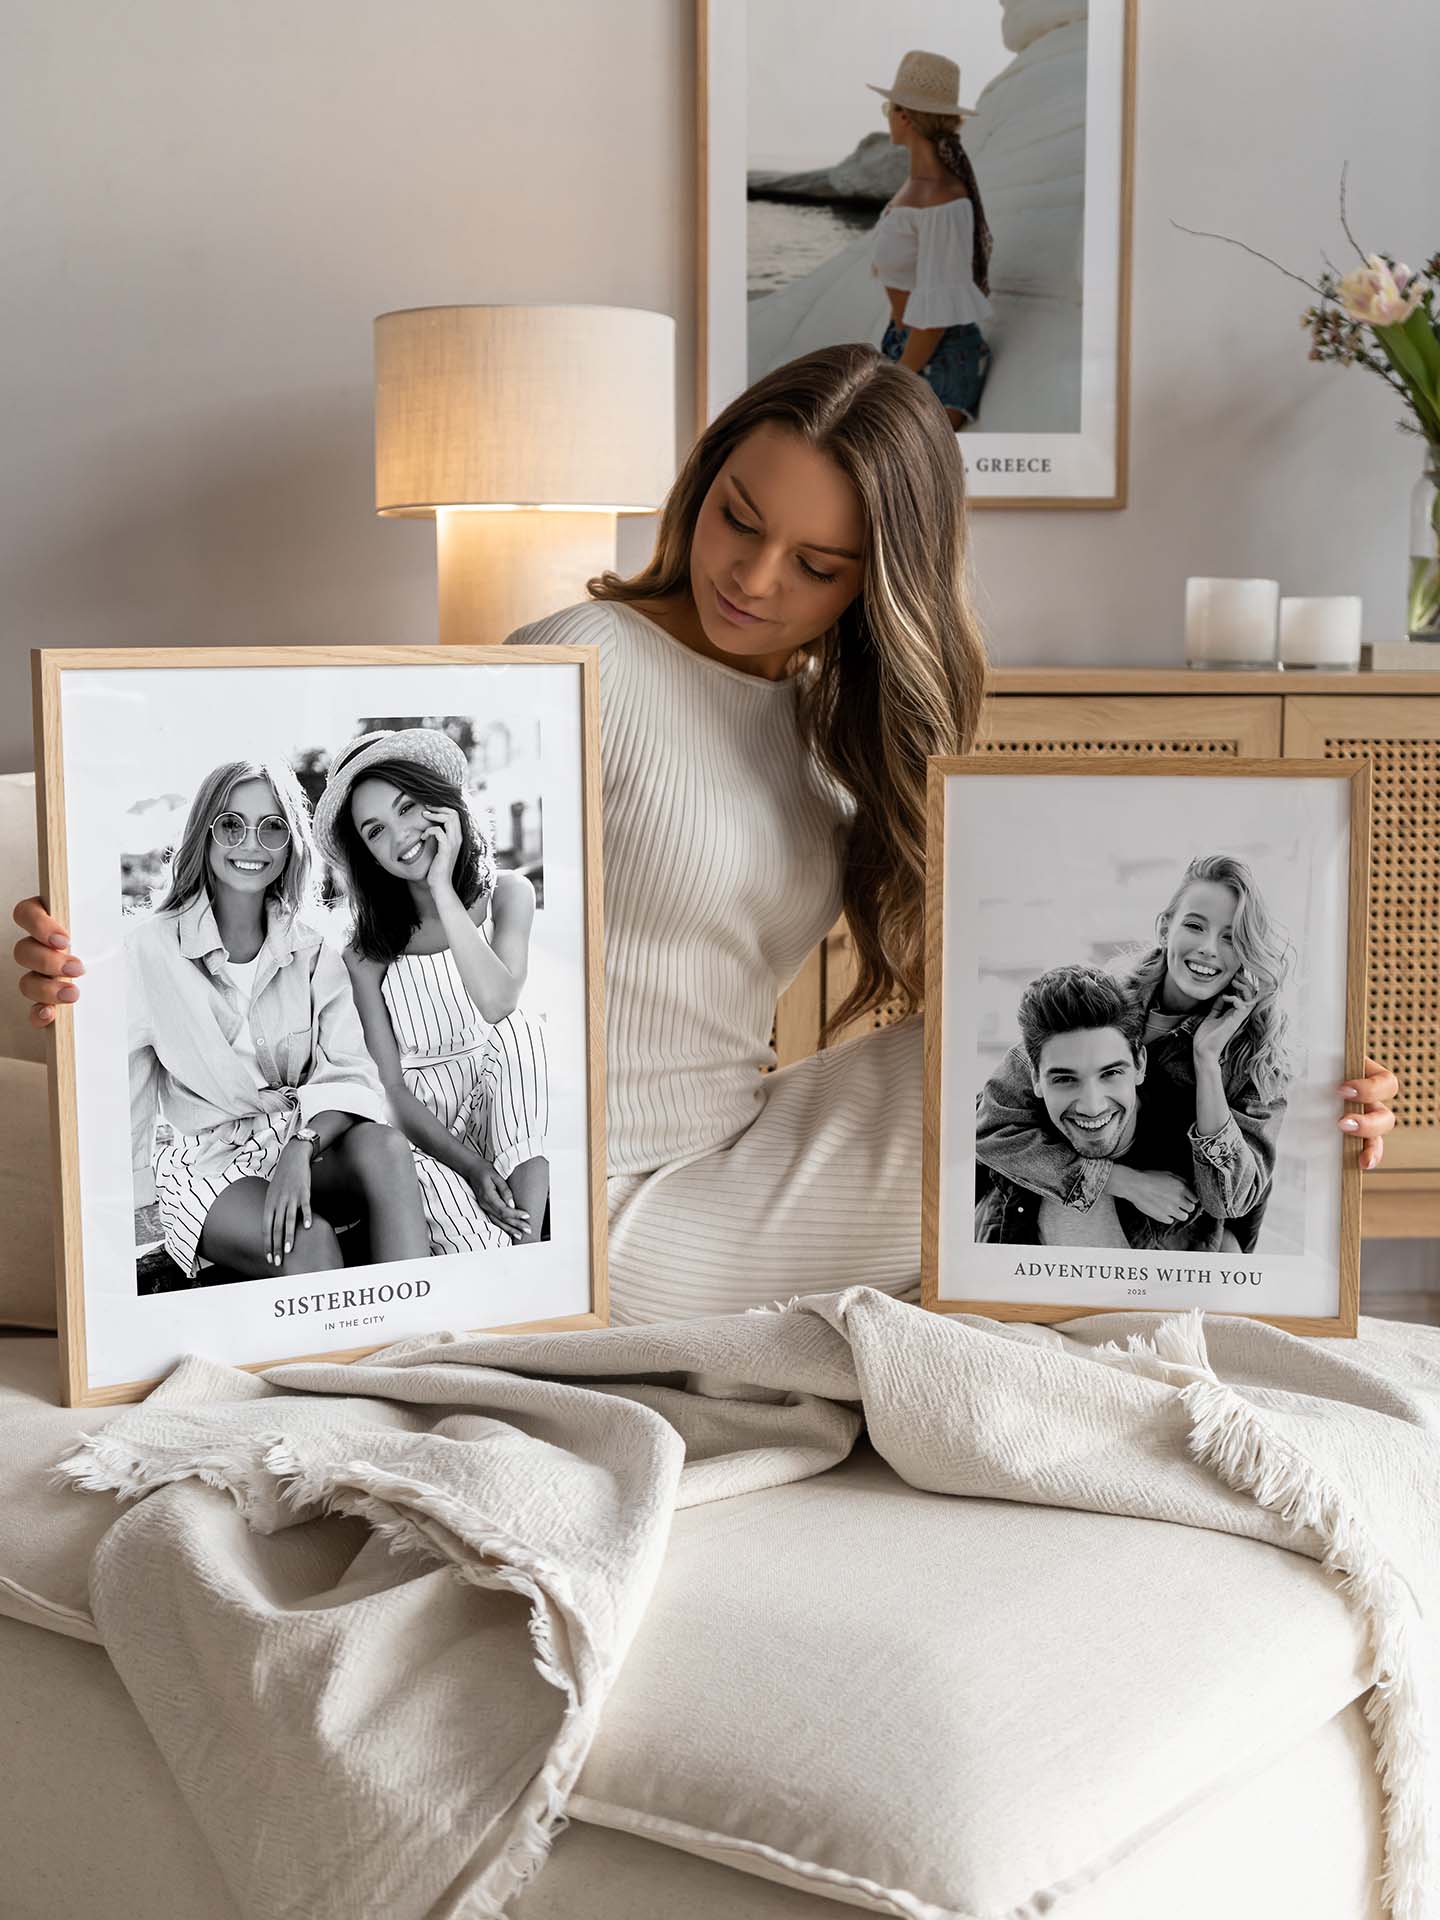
[505, 599, 620, 651]
[891, 182, 971, 213]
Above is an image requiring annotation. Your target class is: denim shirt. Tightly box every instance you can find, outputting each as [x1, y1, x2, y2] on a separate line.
[127, 894, 385, 1204]
[973, 1000, 1287, 1254]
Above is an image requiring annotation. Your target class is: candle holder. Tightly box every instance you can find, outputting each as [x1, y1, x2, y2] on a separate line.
[1279, 596, 1362, 672]
[1184, 577, 1279, 671]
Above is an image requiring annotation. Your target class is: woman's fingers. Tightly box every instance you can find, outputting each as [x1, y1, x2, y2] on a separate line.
[12, 897, 69, 947]
[1340, 1106, 1395, 1140]
[13, 935, 81, 980]
[1340, 1058, 1400, 1106]
[1362, 1137, 1384, 1173]
[19, 968, 79, 1006]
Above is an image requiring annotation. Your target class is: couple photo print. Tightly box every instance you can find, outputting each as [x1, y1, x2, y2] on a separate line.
[924, 759, 1370, 1335]
[35, 646, 605, 1405]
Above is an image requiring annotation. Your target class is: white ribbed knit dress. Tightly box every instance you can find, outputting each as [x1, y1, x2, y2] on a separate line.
[510, 600, 924, 1323]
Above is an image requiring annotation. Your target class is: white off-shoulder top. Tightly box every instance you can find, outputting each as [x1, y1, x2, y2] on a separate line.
[871, 197, 994, 331]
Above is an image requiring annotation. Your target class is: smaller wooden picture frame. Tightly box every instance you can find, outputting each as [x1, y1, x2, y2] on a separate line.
[921, 757, 1371, 1336]
[34, 644, 608, 1406]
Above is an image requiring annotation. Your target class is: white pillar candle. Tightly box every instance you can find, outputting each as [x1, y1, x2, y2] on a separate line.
[1278, 595, 1362, 669]
[1184, 577, 1279, 668]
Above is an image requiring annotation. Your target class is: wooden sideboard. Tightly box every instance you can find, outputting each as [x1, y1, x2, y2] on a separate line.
[773, 667, 1440, 1242]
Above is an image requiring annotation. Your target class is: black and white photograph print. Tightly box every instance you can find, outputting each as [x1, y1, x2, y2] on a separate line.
[922, 761, 1370, 1335]
[35, 646, 606, 1406]
[699, 0, 1135, 504]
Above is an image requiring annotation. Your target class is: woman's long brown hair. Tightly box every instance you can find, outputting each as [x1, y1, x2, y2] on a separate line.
[589, 343, 988, 1041]
[906, 108, 993, 296]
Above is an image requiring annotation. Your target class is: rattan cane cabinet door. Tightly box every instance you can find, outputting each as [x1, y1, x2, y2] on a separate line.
[821, 694, 1284, 1047]
[1285, 696, 1440, 1173]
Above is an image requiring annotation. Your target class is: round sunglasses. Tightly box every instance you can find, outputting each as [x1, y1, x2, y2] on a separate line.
[209, 811, 291, 852]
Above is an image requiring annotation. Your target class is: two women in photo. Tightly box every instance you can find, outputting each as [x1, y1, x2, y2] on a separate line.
[124, 732, 549, 1288]
[975, 853, 1296, 1252]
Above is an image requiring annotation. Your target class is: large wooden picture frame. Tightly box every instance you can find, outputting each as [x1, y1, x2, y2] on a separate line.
[34, 644, 607, 1405]
[922, 757, 1371, 1336]
[697, 0, 1137, 507]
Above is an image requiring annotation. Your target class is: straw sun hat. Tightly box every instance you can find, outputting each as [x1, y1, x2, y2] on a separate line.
[867, 49, 974, 120]
[311, 726, 469, 865]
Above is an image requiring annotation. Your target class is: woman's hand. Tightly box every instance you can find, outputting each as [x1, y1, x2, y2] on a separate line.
[264, 1140, 314, 1267]
[422, 806, 465, 901]
[12, 897, 84, 1027]
[464, 1153, 531, 1241]
[1191, 980, 1258, 1069]
[1340, 1058, 1398, 1173]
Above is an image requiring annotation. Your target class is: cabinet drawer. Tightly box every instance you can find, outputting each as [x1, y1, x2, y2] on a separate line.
[979, 694, 1283, 757]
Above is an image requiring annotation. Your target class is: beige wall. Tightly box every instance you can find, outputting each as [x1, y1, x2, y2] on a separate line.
[0, 0, 691, 769]
[4, 1, 1439, 768]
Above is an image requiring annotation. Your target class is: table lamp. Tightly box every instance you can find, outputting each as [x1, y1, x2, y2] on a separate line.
[375, 304, 676, 643]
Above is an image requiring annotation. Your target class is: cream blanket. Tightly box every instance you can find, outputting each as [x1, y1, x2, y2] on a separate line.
[61, 1292, 1440, 1920]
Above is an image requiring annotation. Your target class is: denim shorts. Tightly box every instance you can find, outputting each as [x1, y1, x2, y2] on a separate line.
[881, 320, 992, 423]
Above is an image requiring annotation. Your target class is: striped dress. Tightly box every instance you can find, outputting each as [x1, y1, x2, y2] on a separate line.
[381, 948, 550, 1255]
[507, 600, 925, 1323]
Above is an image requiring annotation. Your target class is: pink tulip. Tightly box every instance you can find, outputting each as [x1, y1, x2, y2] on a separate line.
[1337, 255, 1424, 327]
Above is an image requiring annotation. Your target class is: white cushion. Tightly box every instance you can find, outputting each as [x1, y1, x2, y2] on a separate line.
[0, 1336, 1378, 1915]
[573, 1445, 1373, 1917]
[0, 1609, 1385, 1920]
[0, 1056, 57, 1329]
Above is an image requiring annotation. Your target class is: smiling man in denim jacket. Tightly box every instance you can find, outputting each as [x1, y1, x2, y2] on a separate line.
[973, 965, 1257, 1252]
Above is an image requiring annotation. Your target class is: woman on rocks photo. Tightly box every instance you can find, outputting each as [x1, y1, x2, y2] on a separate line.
[868, 50, 995, 430]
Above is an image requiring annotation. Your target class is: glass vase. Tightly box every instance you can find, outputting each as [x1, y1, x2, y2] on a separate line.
[1409, 453, 1440, 641]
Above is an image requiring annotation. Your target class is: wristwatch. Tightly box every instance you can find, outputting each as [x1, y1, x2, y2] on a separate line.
[291, 1126, 321, 1153]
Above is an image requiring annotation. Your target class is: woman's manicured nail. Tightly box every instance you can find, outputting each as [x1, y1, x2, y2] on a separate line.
[1341, 1117, 1360, 1130]
[48, 933, 69, 949]
[57, 985, 78, 1002]
[61, 959, 84, 976]
[1339, 1085, 1358, 1099]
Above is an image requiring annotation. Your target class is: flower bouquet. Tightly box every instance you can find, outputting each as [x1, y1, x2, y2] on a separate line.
[1181, 186, 1440, 639]
[1305, 252, 1440, 637]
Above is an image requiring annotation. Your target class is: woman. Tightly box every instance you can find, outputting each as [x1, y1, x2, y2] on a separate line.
[867, 50, 994, 430]
[311, 728, 550, 1255]
[976, 855, 1297, 1252]
[13, 346, 1397, 1321]
[125, 760, 431, 1282]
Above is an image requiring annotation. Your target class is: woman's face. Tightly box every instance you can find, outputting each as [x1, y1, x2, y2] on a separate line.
[688, 422, 865, 669]
[1163, 881, 1244, 1005]
[350, 776, 436, 881]
[206, 776, 288, 899]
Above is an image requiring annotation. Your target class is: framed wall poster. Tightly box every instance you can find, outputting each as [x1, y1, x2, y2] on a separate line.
[697, 0, 1136, 507]
[33, 645, 607, 1406]
[921, 759, 1371, 1336]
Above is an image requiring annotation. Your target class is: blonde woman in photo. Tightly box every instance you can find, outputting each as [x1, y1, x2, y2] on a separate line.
[14, 346, 1398, 1321]
[868, 50, 995, 430]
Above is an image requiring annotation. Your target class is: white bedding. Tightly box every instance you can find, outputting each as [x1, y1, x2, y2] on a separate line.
[20, 1296, 1440, 1919]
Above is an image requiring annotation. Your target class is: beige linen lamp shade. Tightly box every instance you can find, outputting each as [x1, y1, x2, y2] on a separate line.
[375, 304, 676, 643]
